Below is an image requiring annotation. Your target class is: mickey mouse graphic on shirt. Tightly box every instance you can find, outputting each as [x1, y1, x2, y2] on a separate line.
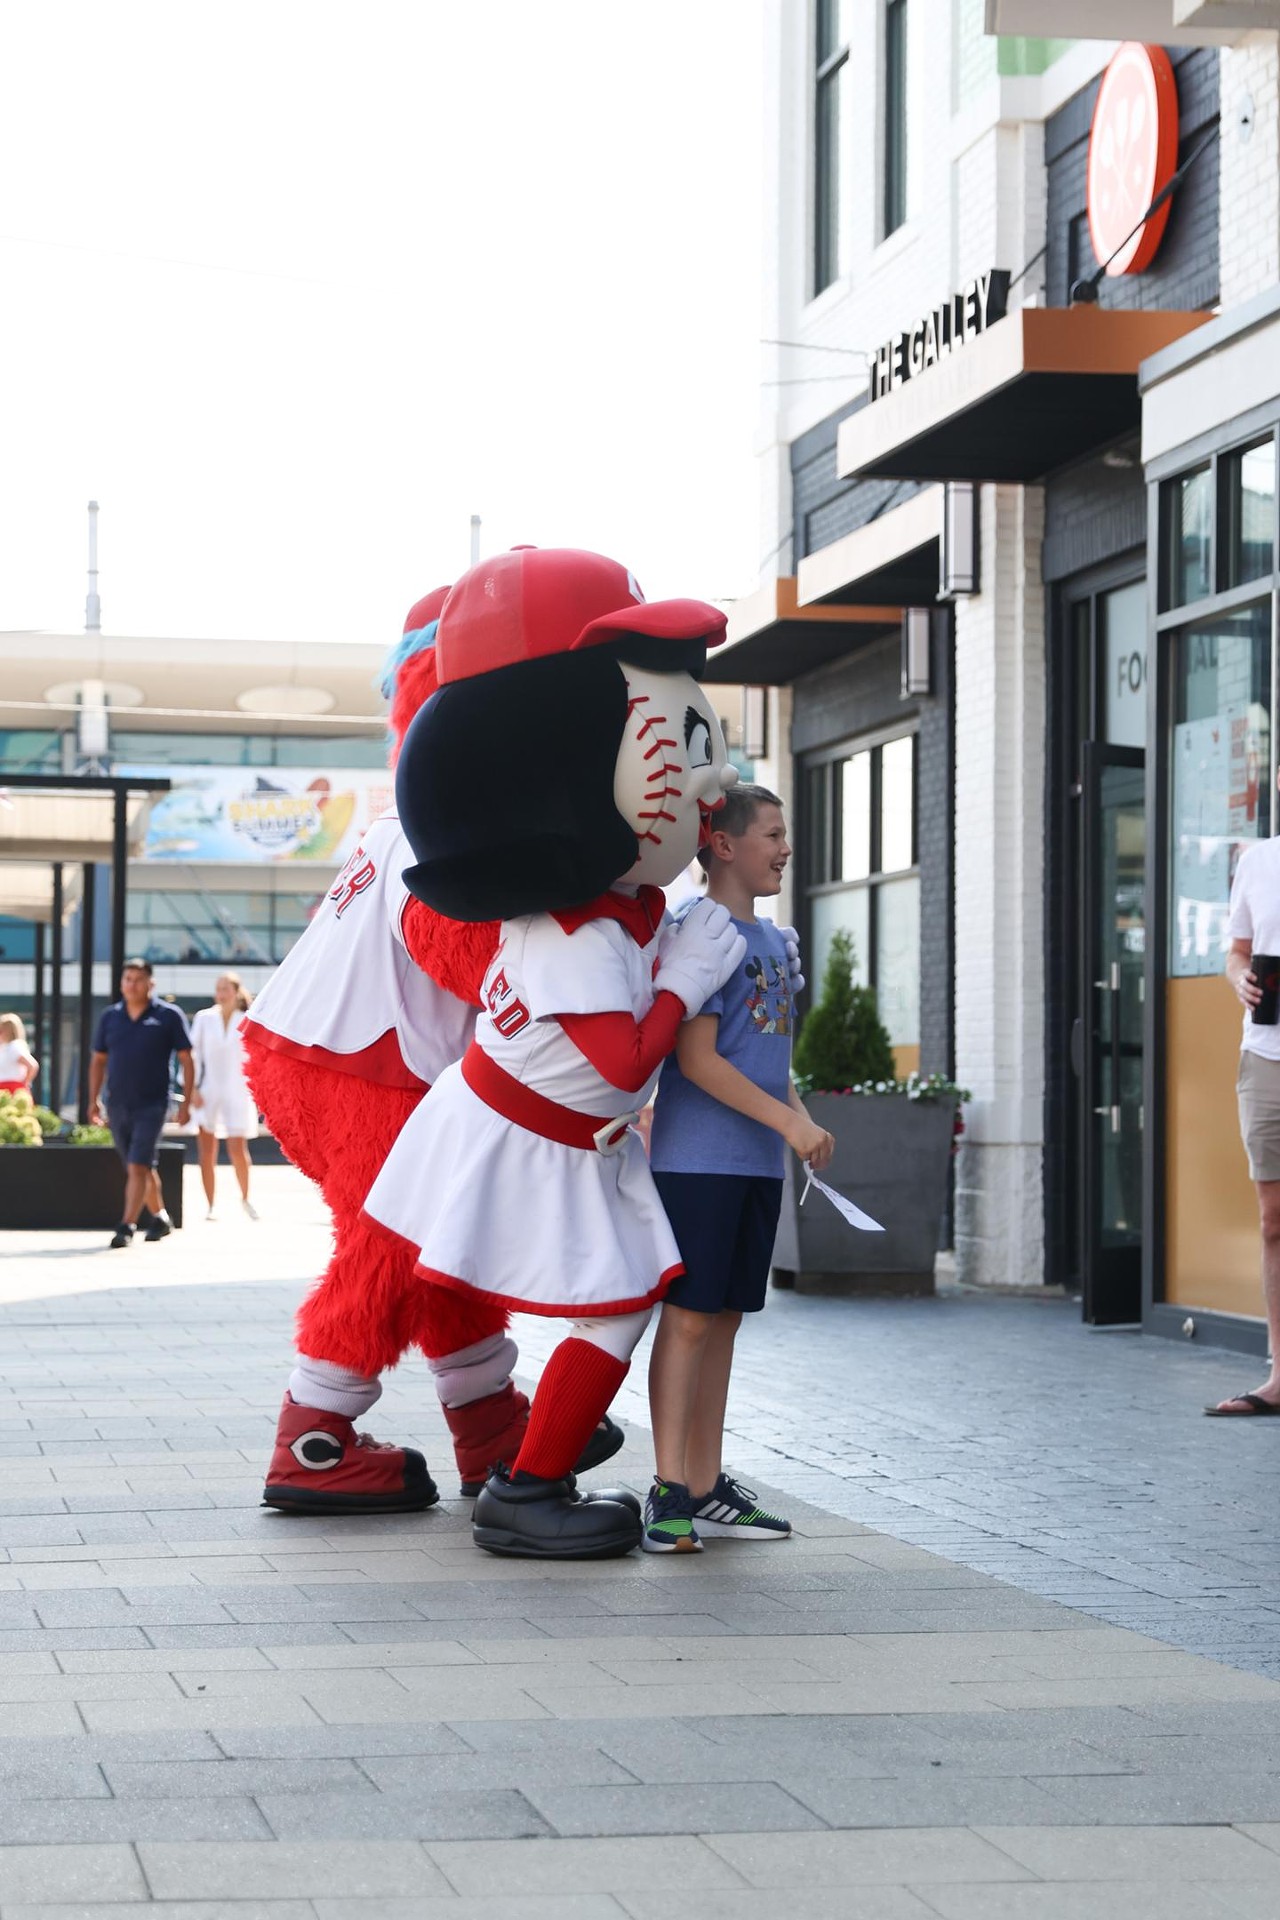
[745, 955, 791, 1037]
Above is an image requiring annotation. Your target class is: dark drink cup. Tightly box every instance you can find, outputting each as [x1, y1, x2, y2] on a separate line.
[1252, 954, 1280, 1025]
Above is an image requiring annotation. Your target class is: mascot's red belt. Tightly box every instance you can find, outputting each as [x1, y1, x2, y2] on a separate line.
[460, 1044, 638, 1154]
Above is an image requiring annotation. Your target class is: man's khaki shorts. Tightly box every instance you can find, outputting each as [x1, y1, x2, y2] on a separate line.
[1237, 1049, 1280, 1182]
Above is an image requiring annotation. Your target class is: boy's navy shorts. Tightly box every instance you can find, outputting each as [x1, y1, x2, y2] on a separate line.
[653, 1171, 784, 1316]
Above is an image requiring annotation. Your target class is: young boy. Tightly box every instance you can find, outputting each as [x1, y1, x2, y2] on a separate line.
[644, 784, 835, 1552]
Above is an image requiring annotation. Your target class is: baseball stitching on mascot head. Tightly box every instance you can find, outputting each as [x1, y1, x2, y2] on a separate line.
[394, 547, 738, 921]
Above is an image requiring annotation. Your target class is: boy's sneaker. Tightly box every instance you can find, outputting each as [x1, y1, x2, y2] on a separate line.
[692, 1473, 792, 1541]
[143, 1212, 173, 1242]
[640, 1478, 702, 1554]
[108, 1222, 135, 1250]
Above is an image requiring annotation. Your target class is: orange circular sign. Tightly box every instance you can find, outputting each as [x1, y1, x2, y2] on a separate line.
[1087, 43, 1180, 277]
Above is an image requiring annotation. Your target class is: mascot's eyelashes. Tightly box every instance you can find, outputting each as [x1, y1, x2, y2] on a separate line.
[684, 706, 713, 767]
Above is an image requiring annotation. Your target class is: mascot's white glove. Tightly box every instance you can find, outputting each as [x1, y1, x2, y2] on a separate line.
[758, 917, 805, 996]
[655, 899, 749, 1019]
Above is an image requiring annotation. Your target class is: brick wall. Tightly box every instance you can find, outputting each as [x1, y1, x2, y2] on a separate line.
[1219, 35, 1280, 308]
[790, 400, 923, 564]
[1045, 46, 1220, 312]
[1042, 438, 1146, 583]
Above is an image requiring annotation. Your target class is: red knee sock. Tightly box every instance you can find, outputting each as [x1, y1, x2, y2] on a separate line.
[512, 1338, 628, 1482]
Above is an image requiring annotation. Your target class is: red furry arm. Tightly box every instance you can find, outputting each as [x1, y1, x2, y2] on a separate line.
[558, 993, 685, 1095]
[401, 900, 500, 1009]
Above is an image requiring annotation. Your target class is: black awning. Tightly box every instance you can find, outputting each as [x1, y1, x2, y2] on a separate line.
[704, 579, 899, 687]
[837, 306, 1209, 484]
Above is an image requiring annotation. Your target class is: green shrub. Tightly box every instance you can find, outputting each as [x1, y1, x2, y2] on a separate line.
[792, 929, 896, 1093]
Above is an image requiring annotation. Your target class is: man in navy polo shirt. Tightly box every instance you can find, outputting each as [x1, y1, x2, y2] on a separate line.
[88, 960, 194, 1249]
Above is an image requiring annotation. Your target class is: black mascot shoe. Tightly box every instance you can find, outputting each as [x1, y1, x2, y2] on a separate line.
[472, 1466, 641, 1560]
[579, 1484, 641, 1519]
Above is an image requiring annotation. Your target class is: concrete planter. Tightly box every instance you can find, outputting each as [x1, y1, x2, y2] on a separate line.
[772, 1091, 957, 1295]
[0, 1142, 186, 1230]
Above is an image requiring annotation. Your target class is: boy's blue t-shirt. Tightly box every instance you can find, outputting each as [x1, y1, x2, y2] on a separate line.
[650, 913, 794, 1179]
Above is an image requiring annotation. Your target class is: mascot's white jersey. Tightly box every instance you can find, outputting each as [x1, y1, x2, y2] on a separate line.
[244, 809, 476, 1090]
[364, 908, 683, 1316]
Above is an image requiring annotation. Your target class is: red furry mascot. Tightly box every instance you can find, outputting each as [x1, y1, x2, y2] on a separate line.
[243, 590, 623, 1513]
[362, 547, 747, 1558]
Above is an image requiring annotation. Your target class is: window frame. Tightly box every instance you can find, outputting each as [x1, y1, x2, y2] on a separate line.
[800, 724, 920, 1044]
[813, 0, 850, 297]
[883, 0, 908, 241]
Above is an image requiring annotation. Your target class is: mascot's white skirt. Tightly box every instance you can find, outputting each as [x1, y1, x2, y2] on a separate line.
[362, 1060, 682, 1317]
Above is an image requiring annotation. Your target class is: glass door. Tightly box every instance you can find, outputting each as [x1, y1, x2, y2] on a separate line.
[1080, 742, 1146, 1325]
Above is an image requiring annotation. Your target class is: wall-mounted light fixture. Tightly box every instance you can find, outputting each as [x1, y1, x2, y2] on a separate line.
[901, 609, 932, 699]
[741, 685, 769, 761]
[940, 480, 979, 598]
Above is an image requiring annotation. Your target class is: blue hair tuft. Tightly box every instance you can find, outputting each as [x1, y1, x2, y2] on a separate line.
[376, 619, 439, 700]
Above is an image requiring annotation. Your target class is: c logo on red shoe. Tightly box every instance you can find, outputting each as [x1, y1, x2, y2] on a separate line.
[289, 1431, 344, 1469]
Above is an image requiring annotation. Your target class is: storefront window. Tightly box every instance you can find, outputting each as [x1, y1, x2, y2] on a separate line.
[1101, 580, 1148, 749]
[1164, 466, 1213, 609]
[0, 729, 63, 772]
[880, 734, 915, 870]
[803, 730, 918, 1047]
[1224, 440, 1277, 590]
[875, 874, 920, 1043]
[109, 731, 383, 769]
[1169, 601, 1271, 977]
[127, 886, 325, 965]
[839, 751, 871, 879]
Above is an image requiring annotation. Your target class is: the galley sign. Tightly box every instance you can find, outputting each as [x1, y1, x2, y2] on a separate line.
[868, 269, 1011, 403]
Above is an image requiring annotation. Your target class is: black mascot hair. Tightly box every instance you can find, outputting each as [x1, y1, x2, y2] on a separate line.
[396, 634, 707, 923]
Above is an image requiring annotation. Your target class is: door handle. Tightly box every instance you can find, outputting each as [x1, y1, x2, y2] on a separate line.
[1093, 1105, 1121, 1132]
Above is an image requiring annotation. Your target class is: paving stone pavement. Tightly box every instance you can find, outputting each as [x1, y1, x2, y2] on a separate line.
[1, 1164, 1280, 1914]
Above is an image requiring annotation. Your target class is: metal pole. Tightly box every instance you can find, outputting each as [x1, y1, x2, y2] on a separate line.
[85, 500, 101, 632]
[50, 865, 64, 1118]
[111, 788, 128, 989]
[33, 921, 45, 1085]
[77, 863, 96, 1124]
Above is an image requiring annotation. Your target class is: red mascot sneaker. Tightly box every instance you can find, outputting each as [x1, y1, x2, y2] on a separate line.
[449, 1389, 626, 1499]
[263, 1396, 438, 1514]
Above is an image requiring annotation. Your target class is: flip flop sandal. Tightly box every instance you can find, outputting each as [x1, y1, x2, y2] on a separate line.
[1203, 1391, 1280, 1417]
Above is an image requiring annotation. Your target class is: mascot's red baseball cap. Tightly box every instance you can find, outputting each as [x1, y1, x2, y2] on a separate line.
[402, 586, 451, 636]
[433, 547, 726, 687]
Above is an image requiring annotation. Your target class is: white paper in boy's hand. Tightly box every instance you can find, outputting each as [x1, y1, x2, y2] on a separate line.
[799, 1166, 885, 1233]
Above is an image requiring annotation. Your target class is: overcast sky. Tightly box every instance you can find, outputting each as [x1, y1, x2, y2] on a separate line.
[0, 1, 764, 649]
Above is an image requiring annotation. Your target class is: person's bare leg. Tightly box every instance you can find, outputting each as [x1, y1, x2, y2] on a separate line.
[144, 1166, 165, 1217]
[198, 1131, 217, 1209]
[122, 1164, 149, 1226]
[683, 1310, 741, 1501]
[1210, 1179, 1280, 1410]
[647, 1303, 715, 1485]
[227, 1136, 251, 1204]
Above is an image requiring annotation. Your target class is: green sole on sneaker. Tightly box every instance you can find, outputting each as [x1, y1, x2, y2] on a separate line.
[639, 1533, 703, 1553]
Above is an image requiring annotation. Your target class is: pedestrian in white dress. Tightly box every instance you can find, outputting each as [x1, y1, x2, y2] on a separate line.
[190, 974, 259, 1220]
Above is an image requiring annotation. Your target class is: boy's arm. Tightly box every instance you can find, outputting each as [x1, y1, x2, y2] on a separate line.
[676, 1016, 834, 1168]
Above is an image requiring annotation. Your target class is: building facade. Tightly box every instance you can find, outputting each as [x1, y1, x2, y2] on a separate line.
[722, 1, 1280, 1349]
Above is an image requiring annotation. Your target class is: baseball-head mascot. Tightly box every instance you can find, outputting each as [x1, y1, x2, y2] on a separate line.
[363, 547, 747, 1557]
